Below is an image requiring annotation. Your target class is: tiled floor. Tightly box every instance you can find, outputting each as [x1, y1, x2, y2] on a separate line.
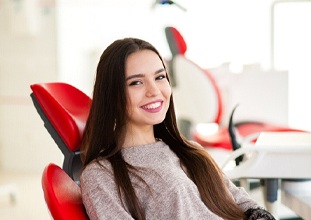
[0, 170, 301, 220]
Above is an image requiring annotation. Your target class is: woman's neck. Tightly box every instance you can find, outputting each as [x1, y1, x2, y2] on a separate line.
[122, 125, 157, 148]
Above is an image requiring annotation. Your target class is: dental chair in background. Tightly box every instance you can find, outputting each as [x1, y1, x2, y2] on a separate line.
[164, 26, 303, 151]
[30, 82, 90, 220]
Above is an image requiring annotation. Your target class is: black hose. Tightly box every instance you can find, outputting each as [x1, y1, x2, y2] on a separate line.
[228, 104, 244, 165]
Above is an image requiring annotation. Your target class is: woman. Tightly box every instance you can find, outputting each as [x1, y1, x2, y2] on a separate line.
[80, 37, 274, 220]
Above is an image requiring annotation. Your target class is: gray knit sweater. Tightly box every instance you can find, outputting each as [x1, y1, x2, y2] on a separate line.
[80, 141, 259, 220]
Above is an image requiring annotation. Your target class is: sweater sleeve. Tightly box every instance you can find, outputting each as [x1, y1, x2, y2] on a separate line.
[80, 162, 134, 220]
[224, 177, 259, 211]
[224, 177, 275, 220]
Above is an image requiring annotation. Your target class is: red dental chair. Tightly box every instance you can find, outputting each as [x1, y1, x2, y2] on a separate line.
[164, 26, 303, 150]
[30, 82, 91, 220]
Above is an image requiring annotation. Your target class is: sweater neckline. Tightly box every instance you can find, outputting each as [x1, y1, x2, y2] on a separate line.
[121, 140, 165, 152]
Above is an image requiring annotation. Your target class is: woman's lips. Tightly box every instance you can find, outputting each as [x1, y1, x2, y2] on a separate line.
[141, 101, 163, 112]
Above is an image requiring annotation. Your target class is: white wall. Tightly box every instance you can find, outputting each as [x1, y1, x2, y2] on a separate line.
[273, 2, 311, 131]
[0, 0, 63, 173]
[56, 0, 186, 95]
[56, 0, 274, 93]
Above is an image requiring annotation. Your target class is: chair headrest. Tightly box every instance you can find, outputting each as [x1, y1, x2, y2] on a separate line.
[31, 83, 91, 152]
[165, 26, 187, 56]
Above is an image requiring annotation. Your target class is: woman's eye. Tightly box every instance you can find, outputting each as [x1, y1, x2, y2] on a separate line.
[156, 75, 166, 80]
[129, 80, 142, 86]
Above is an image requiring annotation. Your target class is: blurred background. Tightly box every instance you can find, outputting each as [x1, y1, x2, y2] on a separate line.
[0, 0, 310, 219]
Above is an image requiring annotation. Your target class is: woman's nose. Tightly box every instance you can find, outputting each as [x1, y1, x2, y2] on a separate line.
[146, 81, 160, 97]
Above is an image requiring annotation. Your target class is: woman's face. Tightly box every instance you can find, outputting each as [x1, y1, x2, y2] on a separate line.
[125, 49, 171, 130]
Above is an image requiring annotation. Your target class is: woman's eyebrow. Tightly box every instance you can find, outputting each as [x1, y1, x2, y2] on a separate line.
[155, 68, 165, 74]
[126, 73, 144, 81]
[126, 68, 165, 81]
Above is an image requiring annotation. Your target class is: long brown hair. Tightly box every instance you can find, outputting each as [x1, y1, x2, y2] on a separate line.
[81, 38, 245, 220]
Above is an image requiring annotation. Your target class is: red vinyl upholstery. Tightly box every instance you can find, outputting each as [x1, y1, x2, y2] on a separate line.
[30, 83, 91, 152]
[165, 26, 187, 56]
[42, 163, 89, 220]
[31, 82, 91, 182]
[193, 122, 303, 150]
[30, 82, 91, 219]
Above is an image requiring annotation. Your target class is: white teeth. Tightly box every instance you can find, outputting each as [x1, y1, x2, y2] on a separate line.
[143, 102, 161, 109]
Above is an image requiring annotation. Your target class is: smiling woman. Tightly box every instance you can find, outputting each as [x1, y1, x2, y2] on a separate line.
[124, 49, 172, 143]
[79, 37, 275, 220]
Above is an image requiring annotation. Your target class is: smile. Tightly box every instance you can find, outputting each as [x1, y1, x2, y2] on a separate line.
[142, 102, 161, 109]
[141, 101, 163, 112]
